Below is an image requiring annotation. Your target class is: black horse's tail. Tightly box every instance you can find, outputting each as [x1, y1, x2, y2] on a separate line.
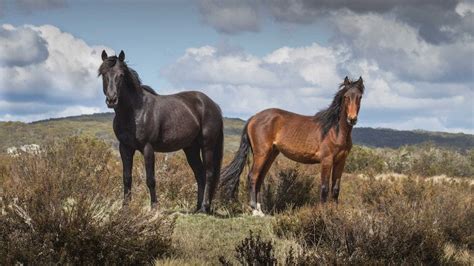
[213, 125, 224, 185]
[220, 120, 251, 200]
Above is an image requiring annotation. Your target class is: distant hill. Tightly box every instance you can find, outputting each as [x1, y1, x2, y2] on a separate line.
[1, 112, 472, 152]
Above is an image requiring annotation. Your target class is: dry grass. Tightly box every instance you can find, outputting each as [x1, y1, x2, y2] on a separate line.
[273, 175, 474, 264]
[1, 136, 472, 264]
[0, 137, 174, 265]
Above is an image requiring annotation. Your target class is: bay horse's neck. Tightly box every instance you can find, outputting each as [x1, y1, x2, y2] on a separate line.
[336, 107, 352, 143]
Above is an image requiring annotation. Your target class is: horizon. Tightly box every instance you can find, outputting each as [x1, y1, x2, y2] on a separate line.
[2, 111, 471, 136]
[1, 0, 473, 134]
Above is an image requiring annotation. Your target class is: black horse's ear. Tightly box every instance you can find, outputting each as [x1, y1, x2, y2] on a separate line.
[344, 76, 350, 85]
[101, 50, 108, 61]
[118, 50, 125, 61]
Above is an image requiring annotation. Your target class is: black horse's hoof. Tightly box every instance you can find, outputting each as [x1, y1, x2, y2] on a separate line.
[194, 206, 211, 214]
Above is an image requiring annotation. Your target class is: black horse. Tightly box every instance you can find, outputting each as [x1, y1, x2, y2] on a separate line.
[98, 50, 223, 213]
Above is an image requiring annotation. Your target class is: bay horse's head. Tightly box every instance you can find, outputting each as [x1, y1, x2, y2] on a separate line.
[98, 50, 126, 108]
[342, 76, 364, 126]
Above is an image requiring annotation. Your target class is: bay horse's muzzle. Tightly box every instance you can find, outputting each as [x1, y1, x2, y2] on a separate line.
[347, 117, 358, 126]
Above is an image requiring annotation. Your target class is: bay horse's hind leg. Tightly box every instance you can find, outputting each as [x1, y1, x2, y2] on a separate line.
[254, 149, 279, 215]
[184, 143, 205, 212]
[248, 148, 277, 216]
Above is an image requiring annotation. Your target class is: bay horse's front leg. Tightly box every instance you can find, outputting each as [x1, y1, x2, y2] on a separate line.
[331, 158, 347, 203]
[320, 158, 333, 203]
[143, 143, 157, 208]
[119, 143, 135, 205]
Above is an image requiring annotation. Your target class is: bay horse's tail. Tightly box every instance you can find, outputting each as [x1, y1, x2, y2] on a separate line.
[220, 120, 251, 200]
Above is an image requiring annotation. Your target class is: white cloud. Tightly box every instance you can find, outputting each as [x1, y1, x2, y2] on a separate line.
[0, 24, 49, 66]
[456, 1, 474, 17]
[164, 45, 280, 88]
[0, 24, 113, 122]
[375, 117, 474, 134]
[330, 12, 474, 83]
[163, 38, 473, 133]
[0, 105, 102, 122]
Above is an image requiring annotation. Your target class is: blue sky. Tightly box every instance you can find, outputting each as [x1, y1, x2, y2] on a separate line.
[0, 0, 473, 133]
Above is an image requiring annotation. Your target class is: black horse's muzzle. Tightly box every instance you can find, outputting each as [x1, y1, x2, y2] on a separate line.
[106, 97, 118, 108]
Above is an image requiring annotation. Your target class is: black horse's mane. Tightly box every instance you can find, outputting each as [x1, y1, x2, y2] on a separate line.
[313, 79, 363, 137]
[98, 56, 158, 95]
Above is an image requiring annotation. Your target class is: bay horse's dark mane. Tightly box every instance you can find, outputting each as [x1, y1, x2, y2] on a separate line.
[98, 56, 158, 95]
[313, 79, 364, 137]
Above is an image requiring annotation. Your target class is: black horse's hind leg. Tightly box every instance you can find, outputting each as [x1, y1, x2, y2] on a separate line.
[200, 146, 218, 213]
[119, 143, 135, 205]
[184, 144, 205, 212]
[143, 143, 157, 207]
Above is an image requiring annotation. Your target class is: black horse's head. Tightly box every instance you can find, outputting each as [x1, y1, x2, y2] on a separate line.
[98, 50, 126, 108]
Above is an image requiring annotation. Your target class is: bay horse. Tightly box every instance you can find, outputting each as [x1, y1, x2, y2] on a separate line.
[220, 77, 364, 215]
[98, 50, 223, 213]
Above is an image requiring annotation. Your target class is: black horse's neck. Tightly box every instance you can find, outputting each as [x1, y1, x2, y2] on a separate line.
[114, 77, 144, 116]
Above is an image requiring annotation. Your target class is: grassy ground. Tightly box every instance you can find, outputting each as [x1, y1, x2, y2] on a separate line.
[1, 137, 473, 265]
[158, 214, 280, 265]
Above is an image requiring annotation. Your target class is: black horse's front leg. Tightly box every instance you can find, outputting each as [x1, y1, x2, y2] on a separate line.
[119, 143, 135, 205]
[143, 143, 157, 207]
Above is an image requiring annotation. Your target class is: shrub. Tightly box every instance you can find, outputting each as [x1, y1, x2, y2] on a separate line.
[345, 145, 386, 174]
[380, 144, 474, 177]
[261, 168, 317, 213]
[0, 137, 174, 265]
[233, 230, 277, 265]
[153, 153, 198, 210]
[273, 176, 473, 264]
[274, 205, 447, 264]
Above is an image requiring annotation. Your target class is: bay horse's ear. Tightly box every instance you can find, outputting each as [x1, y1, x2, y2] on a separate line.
[101, 50, 108, 61]
[357, 76, 364, 93]
[118, 50, 125, 62]
[344, 76, 350, 86]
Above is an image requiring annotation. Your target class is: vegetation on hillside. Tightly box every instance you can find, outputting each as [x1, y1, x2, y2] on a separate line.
[1, 113, 472, 152]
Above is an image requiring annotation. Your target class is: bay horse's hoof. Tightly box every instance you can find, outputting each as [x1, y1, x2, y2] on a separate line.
[252, 209, 265, 217]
